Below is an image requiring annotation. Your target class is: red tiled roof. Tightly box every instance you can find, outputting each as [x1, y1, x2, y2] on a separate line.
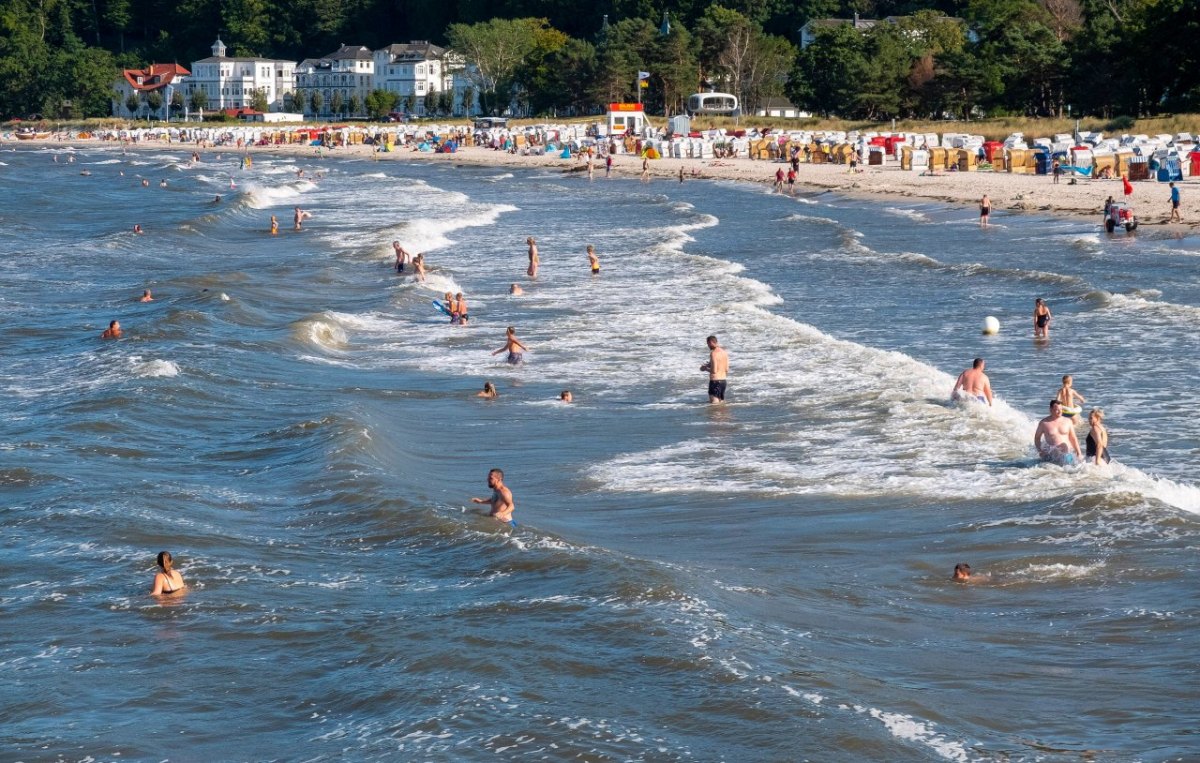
[122, 64, 190, 92]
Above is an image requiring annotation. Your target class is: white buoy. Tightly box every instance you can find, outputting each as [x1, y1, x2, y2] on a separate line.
[982, 316, 1000, 335]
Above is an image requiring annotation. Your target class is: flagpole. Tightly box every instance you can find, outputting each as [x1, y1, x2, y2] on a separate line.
[637, 74, 641, 105]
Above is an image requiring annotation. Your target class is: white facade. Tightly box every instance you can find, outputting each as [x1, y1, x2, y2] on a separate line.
[295, 45, 375, 118]
[374, 42, 474, 116]
[187, 38, 296, 112]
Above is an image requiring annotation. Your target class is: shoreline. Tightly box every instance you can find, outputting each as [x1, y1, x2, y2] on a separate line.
[19, 136, 1200, 229]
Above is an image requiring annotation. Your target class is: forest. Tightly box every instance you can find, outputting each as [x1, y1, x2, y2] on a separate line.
[0, 0, 1195, 121]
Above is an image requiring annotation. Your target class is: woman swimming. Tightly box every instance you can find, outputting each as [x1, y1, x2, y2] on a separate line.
[150, 551, 185, 596]
[477, 381, 498, 399]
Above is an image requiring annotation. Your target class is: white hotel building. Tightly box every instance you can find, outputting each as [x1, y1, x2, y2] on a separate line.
[374, 41, 473, 116]
[295, 45, 375, 118]
[186, 37, 297, 112]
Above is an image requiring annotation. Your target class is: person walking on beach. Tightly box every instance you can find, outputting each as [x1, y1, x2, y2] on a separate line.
[1033, 298, 1052, 339]
[150, 550, 185, 596]
[1168, 182, 1181, 223]
[1086, 409, 1111, 464]
[1035, 400, 1082, 464]
[701, 335, 729, 404]
[786, 167, 797, 195]
[980, 194, 991, 227]
[641, 156, 650, 182]
[774, 167, 785, 193]
[605, 154, 613, 178]
[951, 358, 993, 406]
[526, 237, 539, 279]
[848, 149, 860, 174]
[471, 468, 515, 526]
[1052, 159, 1062, 184]
[492, 326, 529, 365]
[586, 244, 600, 274]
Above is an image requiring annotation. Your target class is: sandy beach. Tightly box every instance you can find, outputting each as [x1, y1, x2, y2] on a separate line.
[26, 134, 1200, 228]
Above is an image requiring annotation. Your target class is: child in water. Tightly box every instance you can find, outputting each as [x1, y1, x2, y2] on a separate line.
[1054, 375, 1087, 417]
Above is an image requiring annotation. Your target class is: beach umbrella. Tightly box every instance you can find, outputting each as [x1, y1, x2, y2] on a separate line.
[1122, 175, 1133, 196]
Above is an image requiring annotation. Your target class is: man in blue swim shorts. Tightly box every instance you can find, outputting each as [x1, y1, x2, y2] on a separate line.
[1034, 400, 1081, 465]
[951, 357, 993, 406]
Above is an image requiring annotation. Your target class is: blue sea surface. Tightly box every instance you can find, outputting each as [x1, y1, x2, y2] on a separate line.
[1, 144, 1197, 761]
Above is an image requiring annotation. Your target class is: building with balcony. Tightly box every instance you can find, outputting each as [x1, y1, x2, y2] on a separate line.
[374, 41, 473, 116]
[186, 38, 296, 113]
[295, 44, 375, 118]
[111, 63, 190, 119]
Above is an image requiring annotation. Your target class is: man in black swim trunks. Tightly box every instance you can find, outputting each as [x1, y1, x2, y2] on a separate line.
[701, 335, 728, 404]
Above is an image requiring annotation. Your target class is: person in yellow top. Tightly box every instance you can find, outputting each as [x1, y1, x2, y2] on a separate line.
[270, 215, 278, 235]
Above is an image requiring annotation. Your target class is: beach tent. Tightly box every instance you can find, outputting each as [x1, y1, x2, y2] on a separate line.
[928, 147, 949, 171]
[955, 149, 978, 171]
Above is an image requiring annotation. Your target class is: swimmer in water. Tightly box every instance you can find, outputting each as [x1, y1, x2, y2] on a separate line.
[526, 237, 539, 279]
[953, 563, 972, 581]
[452, 292, 468, 325]
[951, 358, 993, 406]
[1033, 298, 1051, 339]
[478, 381, 498, 399]
[1034, 399, 1082, 464]
[412, 253, 426, 282]
[509, 283, 524, 296]
[1086, 408, 1111, 465]
[270, 216, 278, 235]
[150, 550, 185, 596]
[443, 292, 455, 321]
[586, 244, 599, 274]
[559, 390, 573, 403]
[294, 206, 310, 230]
[491, 326, 528, 364]
[392, 240, 410, 272]
[212, 195, 221, 203]
[470, 468, 515, 526]
[133, 224, 143, 234]
[139, 289, 153, 302]
[159, 179, 168, 188]
[100, 320, 122, 339]
[141, 178, 150, 187]
[1054, 374, 1087, 417]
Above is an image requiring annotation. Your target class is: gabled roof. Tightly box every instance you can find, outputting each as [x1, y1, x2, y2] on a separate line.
[122, 64, 190, 92]
[193, 56, 295, 64]
[376, 41, 447, 62]
[325, 44, 373, 61]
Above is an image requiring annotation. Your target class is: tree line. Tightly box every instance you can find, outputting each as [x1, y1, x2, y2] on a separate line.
[0, 0, 1195, 120]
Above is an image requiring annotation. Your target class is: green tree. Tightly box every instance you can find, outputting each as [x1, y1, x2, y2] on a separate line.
[310, 89, 323, 116]
[126, 91, 140, 116]
[647, 20, 696, 116]
[424, 88, 439, 116]
[348, 93, 361, 116]
[402, 92, 416, 114]
[103, 0, 131, 51]
[171, 89, 185, 115]
[590, 17, 656, 106]
[330, 89, 344, 116]
[364, 88, 400, 119]
[145, 89, 164, 118]
[222, 0, 271, 57]
[190, 86, 208, 113]
[448, 17, 555, 115]
[789, 23, 868, 117]
[250, 87, 269, 112]
[460, 85, 475, 115]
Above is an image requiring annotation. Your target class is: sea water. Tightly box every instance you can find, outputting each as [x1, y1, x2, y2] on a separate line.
[1, 145, 1197, 761]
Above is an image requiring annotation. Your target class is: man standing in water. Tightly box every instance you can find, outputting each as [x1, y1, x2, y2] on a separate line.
[471, 468, 515, 526]
[701, 335, 728, 404]
[1034, 400, 1082, 465]
[952, 358, 993, 406]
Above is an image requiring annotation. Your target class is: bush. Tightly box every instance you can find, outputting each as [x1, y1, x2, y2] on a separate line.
[1105, 115, 1135, 131]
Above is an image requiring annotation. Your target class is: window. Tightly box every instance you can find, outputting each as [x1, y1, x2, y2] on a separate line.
[416, 83, 424, 93]
[416, 65, 424, 74]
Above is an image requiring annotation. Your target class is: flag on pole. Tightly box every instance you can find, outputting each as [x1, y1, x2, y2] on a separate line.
[638, 71, 650, 81]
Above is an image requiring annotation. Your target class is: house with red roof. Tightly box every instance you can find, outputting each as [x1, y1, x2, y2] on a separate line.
[112, 64, 190, 119]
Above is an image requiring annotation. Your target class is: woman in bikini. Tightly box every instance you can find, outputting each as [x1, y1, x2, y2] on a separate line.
[150, 551, 185, 596]
[491, 326, 529, 365]
[526, 237, 539, 279]
[1033, 298, 1051, 339]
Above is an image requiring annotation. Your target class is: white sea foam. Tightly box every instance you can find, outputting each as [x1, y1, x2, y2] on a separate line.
[883, 206, 930, 221]
[862, 707, 974, 762]
[293, 313, 349, 351]
[129, 358, 180, 378]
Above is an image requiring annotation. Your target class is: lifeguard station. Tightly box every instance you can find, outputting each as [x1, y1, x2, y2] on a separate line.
[607, 103, 645, 136]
